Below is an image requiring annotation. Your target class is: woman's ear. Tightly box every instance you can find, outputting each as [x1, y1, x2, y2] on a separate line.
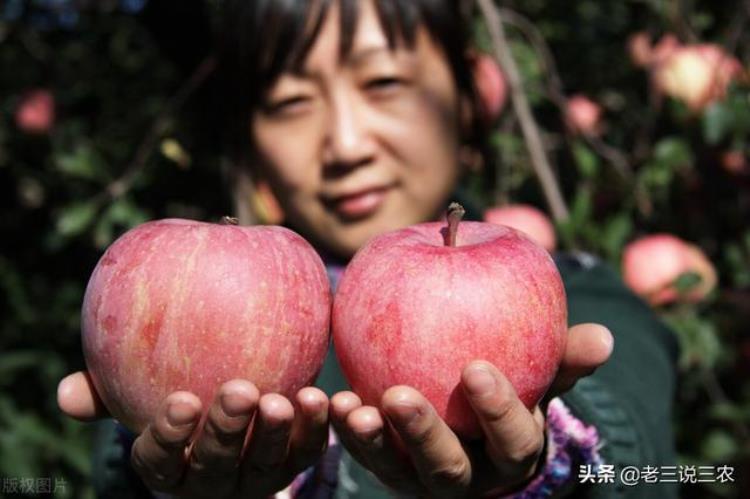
[229, 164, 285, 225]
[252, 178, 285, 225]
[470, 52, 507, 124]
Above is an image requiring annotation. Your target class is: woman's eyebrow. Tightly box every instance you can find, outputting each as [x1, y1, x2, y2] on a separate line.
[347, 45, 394, 66]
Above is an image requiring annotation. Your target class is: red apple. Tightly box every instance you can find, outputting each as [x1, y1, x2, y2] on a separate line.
[483, 204, 557, 252]
[627, 32, 653, 68]
[565, 95, 602, 137]
[651, 34, 681, 66]
[622, 234, 717, 306]
[82, 218, 331, 433]
[15, 89, 55, 135]
[654, 44, 743, 112]
[721, 150, 748, 175]
[332, 204, 567, 439]
[473, 53, 508, 124]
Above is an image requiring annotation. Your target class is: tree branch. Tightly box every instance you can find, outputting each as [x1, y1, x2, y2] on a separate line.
[97, 56, 217, 204]
[477, 0, 569, 222]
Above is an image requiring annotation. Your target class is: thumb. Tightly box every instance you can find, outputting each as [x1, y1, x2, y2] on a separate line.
[57, 371, 111, 421]
[546, 323, 614, 402]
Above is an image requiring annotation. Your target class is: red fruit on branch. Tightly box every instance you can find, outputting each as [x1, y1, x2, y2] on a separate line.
[82, 219, 331, 433]
[653, 44, 743, 113]
[627, 32, 653, 68]
[483, 204, 557, 252]
[565, 95, 603, 137]
[332, 204, 567, 439]
[622, 234, 717, 306]
[650, 34, 681, 66]
[472, 53, 508, 124]
[15, 89, 55, 135]
[721, 150, 748, 176]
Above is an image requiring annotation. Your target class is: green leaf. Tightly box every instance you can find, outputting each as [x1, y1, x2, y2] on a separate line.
[572, 141, 599, 178]
[570, 187, 593, 230]
[56, 143, 107, 181]
[601, 214, 633, 261]
[653, 137, 693, 170]
[665, 312, 722, 369]
[673, 272, 703, 294]
[0, 351, 45, 384]
[106, 197, 149, 226]
[708, 402, 750, 423]
[702, 103, 734, 146]
[700, 430, 739, 462]
[56, 202, 98, 237]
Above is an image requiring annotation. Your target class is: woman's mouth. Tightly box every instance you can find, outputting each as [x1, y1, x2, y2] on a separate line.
[326, 185, 393, 220]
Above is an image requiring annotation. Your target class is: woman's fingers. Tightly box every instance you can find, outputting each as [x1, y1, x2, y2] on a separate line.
[348, 405, 423, 493]
[57, 371, 110, 421]
[182, 380, 259, 497]
[329, 391, 371, 465]
[549, 323, 614, 398]
[237, 393, 295, 494]
[287, 387, 330, 472]
[130, 392, 202, 493]
[381, 386, 472, 497]
[461, 362, 544, 482]
[242, 393, 295, 472]
[331, 391, 423, 493]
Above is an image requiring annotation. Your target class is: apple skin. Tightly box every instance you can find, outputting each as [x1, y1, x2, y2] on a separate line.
[654, 44, 742, 112]
[332, 221, 567, 439]
[627, 32, 653, 68]
[622, 234, 717, 306]
[82, 219, 331, 433]
[721, 150, 748, 175]
[15, 89, 55, 135]
[483, 204, 557, 252]
[473, 54, 508, 123]
[565, 95, 602, 137]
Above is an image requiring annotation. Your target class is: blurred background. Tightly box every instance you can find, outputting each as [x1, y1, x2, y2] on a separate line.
[1, 0, 748, 497]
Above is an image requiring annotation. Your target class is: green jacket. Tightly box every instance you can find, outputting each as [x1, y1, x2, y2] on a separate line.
[89, 252, 679, 498]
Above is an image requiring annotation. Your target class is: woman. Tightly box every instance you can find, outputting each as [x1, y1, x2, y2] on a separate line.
[57, 1, 679, 497]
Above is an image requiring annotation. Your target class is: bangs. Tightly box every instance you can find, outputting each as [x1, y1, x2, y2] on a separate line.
[255, 0, 424, 86]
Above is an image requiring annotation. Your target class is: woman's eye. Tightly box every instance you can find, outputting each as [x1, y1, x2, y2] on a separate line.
[266, 96, 311, 115]
[365, 77, 403, 93]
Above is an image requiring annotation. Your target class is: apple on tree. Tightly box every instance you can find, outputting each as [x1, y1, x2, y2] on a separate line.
[15, 89, 55, 135]
[81, 217, 332, 433]
[332, 203, 567, 439]
[653, 43, 743, 113]
[483, 204, 557, 252]
[564, 94, 603, 137]
[622, 234, 717, 306]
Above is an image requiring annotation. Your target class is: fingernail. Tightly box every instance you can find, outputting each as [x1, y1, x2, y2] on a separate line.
[389, 402, 420, 426]
[600, 330, 615, 355]
[167, 401, 197, 428]
[355, 427, 381, 444]
[464, 365, 496, 396]
[221, 391, 252, 418]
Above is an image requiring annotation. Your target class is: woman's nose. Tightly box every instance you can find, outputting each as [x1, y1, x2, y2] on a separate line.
[322, 94, 376, 171]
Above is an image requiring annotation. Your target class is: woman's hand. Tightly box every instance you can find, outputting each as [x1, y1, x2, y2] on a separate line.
[330, 323, 614, 498]
[57, 374, 329, 498]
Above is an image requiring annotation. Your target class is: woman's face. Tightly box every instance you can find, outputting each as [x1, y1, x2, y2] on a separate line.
[251, 0, 467, 258]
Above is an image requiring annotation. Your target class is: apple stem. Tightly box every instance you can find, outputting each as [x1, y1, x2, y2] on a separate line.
[446, 202, 465, 247]
[221, 216, 239, 226]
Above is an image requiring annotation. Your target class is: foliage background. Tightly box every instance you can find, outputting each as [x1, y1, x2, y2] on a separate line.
[1, 0, 748, 497]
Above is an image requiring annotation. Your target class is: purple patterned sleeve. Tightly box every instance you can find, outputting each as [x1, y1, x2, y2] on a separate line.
[501, 397, 604, 498]
[273, 431, 341, 499]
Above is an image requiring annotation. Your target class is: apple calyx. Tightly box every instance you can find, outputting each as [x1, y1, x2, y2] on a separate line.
[445, 202, 466, 247]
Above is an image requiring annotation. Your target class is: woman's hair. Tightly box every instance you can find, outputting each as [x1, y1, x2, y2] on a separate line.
[213, 0, 493, 222]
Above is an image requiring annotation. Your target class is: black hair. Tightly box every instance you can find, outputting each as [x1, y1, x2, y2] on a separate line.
[215, 0, 490, 171]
